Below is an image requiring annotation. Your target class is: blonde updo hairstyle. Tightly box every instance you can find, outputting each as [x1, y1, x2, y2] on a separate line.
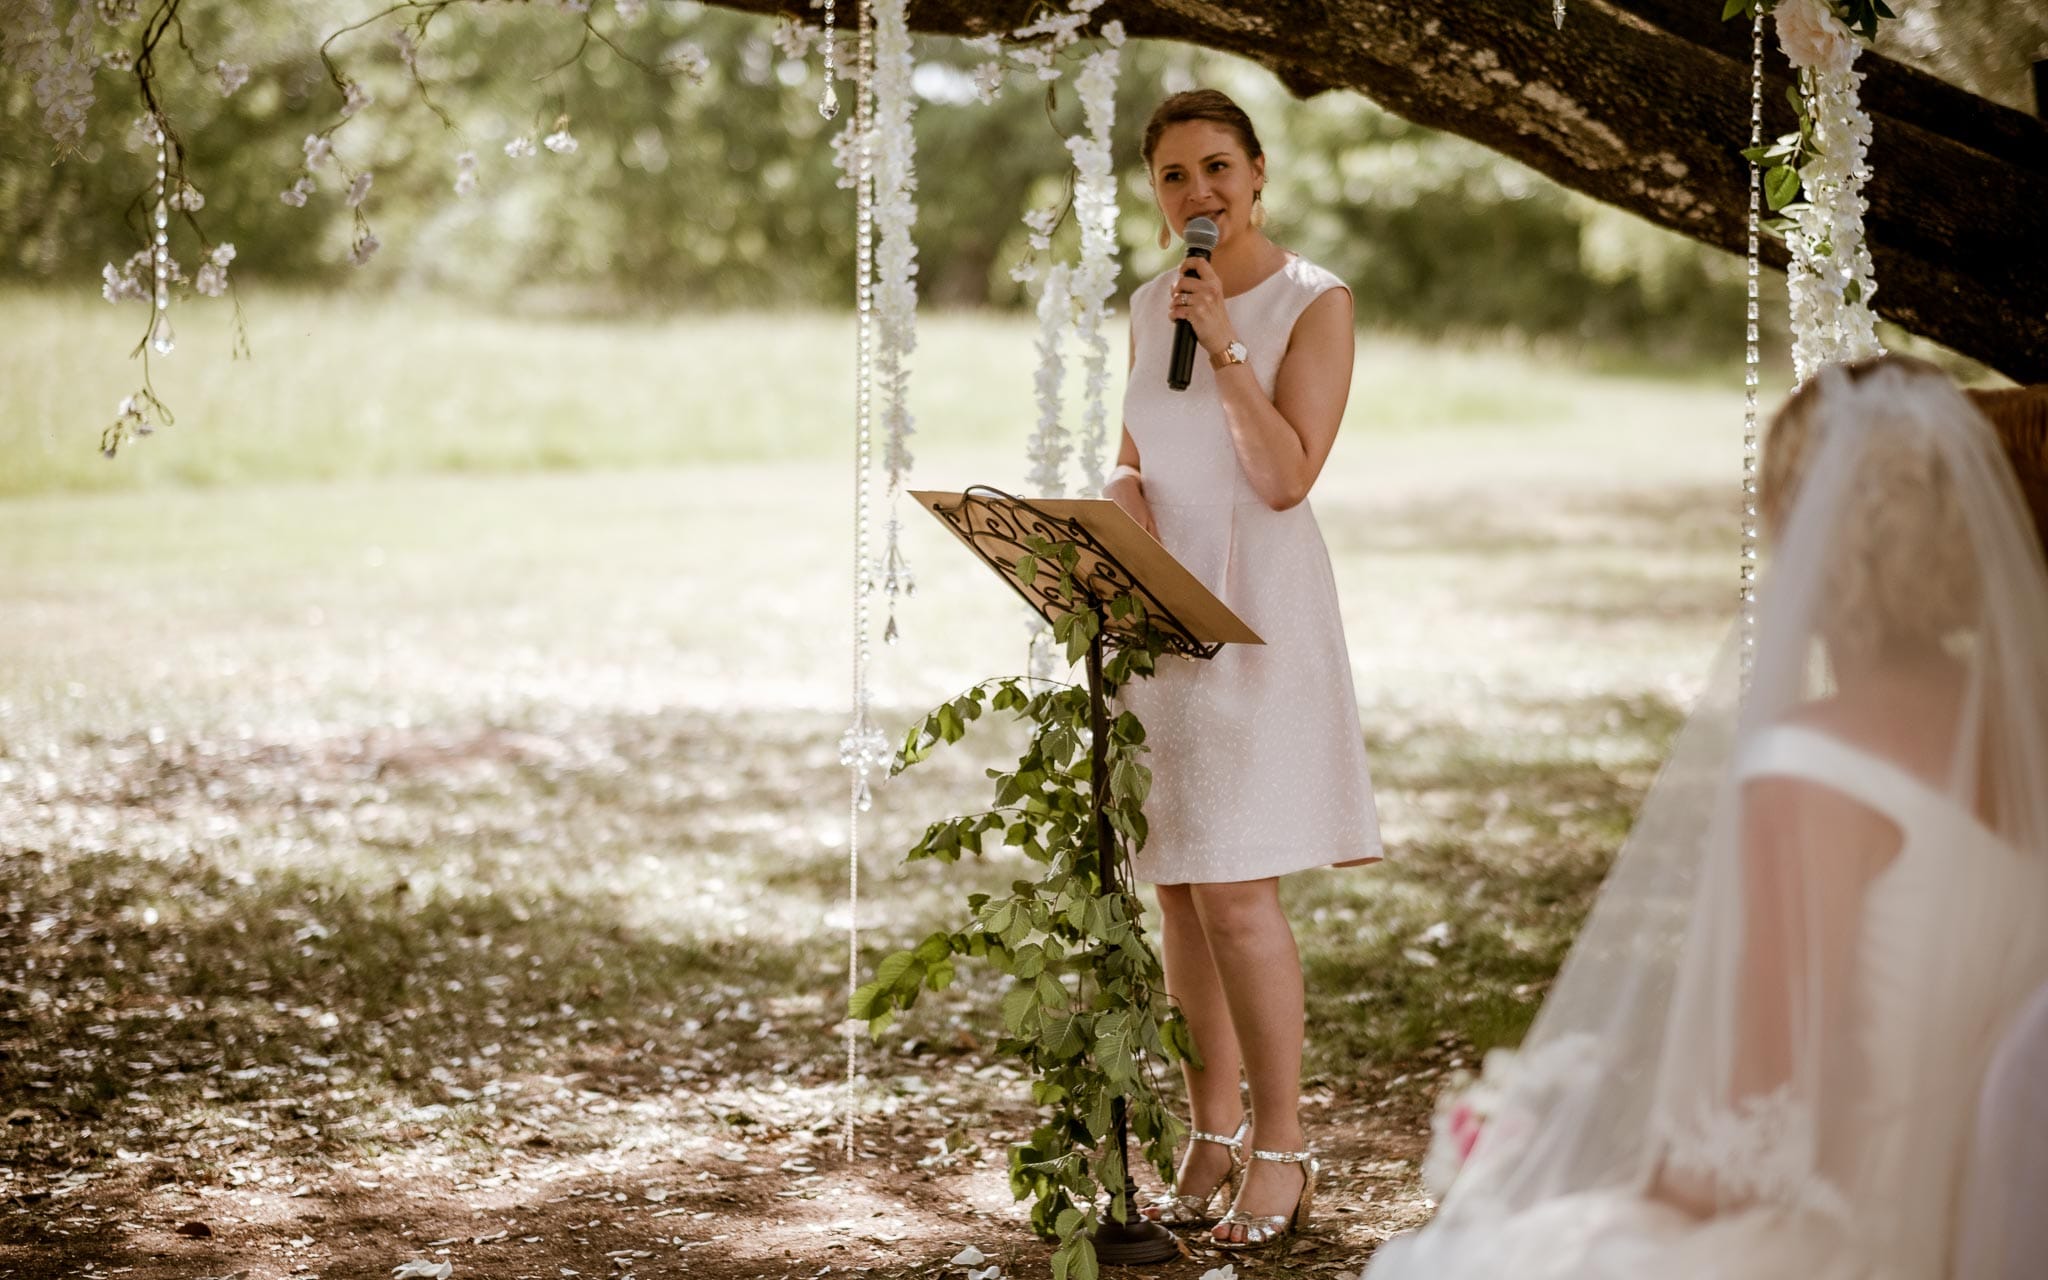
[1760, 354, 1984, 666]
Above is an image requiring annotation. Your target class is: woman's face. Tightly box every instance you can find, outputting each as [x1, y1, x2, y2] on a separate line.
[1149, 120, 1264, 248]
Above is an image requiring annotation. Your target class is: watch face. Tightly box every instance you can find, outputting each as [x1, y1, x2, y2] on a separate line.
[1228, 341, 1249, 363]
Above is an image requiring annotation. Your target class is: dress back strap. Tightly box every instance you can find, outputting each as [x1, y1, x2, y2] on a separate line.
[1734, 724, 1955, 842]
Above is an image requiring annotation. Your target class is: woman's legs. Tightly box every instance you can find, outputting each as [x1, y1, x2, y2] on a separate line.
[1187, 877, 1308, 1242]
[1156, 882, 1245, 1198]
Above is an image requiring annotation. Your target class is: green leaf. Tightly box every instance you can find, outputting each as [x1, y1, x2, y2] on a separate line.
[848, 978, 888, 1021]
[1014, 553, 1039, 589]
[1002, 983, 1042, 1036]
[871, 950, 918, 999]
[1720, 0, 1746, 17]
[1764, 164, 1802, 211]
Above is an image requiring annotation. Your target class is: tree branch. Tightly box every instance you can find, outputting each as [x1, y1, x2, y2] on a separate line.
[707, 0, 2048, 383]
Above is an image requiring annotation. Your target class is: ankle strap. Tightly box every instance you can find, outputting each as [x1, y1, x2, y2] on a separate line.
[1190, 1117, 1250, 1149]
[1250, 1147, 1313, 1163]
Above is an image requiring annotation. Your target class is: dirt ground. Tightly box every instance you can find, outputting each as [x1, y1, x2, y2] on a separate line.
[1, 1069, 1435, 1280]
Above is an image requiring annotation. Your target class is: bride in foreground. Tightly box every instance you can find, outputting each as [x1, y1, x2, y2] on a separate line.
[1368, 355, 2048, 1280]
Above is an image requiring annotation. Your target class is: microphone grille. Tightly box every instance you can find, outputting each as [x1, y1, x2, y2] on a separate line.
[1183, 216, 1219, 252]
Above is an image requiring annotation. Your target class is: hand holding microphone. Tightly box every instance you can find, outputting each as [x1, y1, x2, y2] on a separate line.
[1167, 216, 1220, 392]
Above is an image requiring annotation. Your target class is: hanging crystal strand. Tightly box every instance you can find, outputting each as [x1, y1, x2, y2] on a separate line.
[838, 0, 878, 1161]
[1553, 0, 1566, 30]
[149, 116, 175, 356]
[1740, 7, 1764, 685]
[817, 0, 840, 119]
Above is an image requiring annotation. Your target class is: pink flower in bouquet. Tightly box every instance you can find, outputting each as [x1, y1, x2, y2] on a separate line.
[1448, 1099, 1486, 1162]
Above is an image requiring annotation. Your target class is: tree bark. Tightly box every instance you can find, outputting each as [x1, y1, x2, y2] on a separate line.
[713, 0, 2048, 383]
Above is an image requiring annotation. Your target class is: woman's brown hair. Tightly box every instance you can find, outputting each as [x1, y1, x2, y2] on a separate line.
[1141, 89, 1263, 167]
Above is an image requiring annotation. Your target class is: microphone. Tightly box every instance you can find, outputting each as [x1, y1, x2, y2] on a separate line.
[1167, 216, 1219, 392]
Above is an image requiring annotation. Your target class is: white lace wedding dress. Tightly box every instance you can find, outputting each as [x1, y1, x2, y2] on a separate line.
[1372, 725, 2048, 1280]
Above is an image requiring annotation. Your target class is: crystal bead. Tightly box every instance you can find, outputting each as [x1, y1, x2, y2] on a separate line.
[155, 206, 168, 230]
[148, 311, 175, 355]
[882, 615, 899, 646]
[819, 81, 840, 120]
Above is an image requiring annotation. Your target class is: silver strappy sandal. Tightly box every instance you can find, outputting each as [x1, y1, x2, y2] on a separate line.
[1140, 1117, 1250, 1226]
[1213, 1145, 1318, 1249]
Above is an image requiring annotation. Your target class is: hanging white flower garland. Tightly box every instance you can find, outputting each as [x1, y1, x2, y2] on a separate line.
[872, 0, 920, 641]
[1773, 0, 1883, 381]
[1068, 27, 1125, 499]
[1007, 14, 1124, 502]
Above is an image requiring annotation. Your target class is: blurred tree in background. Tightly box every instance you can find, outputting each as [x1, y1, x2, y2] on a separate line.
[1, 1, 2034, 356]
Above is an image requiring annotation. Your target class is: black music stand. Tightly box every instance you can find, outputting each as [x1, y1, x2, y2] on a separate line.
[911, 485, 1261, 1264]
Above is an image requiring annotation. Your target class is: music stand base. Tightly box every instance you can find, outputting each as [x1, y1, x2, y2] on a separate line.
[1090, 1216, 1180, 1265]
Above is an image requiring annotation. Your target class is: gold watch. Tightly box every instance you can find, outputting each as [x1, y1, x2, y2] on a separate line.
[1212, 339, 1249, 369]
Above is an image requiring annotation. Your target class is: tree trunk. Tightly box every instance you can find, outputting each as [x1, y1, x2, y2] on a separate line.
[713, 0, 2048, 384]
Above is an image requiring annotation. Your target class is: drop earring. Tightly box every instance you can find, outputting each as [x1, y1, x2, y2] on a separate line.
[1250, 190, 1267, 230]
[1157, 222, 1172, 250]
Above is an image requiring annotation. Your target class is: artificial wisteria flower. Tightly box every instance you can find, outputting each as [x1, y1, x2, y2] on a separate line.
[339, 79, 370, 118]
[543, 128, 578, 154]
[1785, 59, 1881, 380]
[1022, 205, 1060, 253]
[345, 172, 373, 208]
[1009, 45, 1058, 82]
[1024, 261, 1073, 496]
[214, 60, 250, 96]
[167, 182, 205, 211]
[347, 231, 381, 267]
[100, 251, 151, 304]
[614, 0, 648, 25]
[971, 62, 1004, 104]
[1, 0, 96, 151]
[453, 150, 479, 197]
[1066, 38, 1121, 495]
[1775, 0, 1859, 75]
[279, 176, 314, 207]
[769, 17, 814, 60]
[504, 136, 537, 159]
[662, 41, 709, 82]
[393, 28, 418, 73]
[193, 243, 235, 297]
[303, 133, 333, 168]
[871, 0, 919, 493]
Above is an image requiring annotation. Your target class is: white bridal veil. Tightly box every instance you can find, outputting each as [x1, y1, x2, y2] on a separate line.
[1369, 359, 2048, 1280]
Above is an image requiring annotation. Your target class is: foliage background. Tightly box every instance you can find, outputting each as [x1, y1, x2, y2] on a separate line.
[0, 3, 1774, 356]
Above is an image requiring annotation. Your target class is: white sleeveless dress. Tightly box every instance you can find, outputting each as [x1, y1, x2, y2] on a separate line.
[1117, 255, 1383, 885]
[1367, 725, 2048, 1280]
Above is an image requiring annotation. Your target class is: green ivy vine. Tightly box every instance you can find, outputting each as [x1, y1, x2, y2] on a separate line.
[849, 534, 1195, 1280]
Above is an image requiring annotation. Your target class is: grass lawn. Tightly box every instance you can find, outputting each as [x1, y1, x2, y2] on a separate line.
[0, 293, 1753, 1277]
